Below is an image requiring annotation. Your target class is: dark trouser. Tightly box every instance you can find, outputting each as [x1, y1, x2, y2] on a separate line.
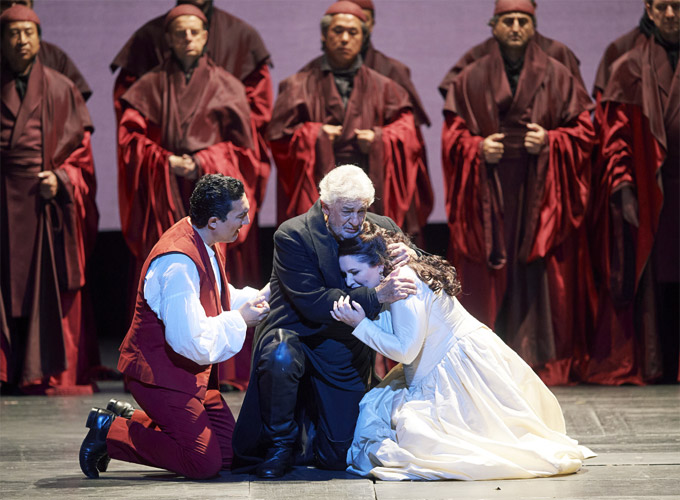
[106, 378, 235, 479]
[256, 329, 364, 470]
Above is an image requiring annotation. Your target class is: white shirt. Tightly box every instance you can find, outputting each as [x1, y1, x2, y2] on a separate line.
[143, 243, 258, 365]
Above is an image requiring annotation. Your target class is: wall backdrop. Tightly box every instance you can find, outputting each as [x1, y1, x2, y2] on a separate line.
[33, 0, 645, 231]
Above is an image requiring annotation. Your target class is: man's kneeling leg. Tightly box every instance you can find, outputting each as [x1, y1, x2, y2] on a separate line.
[256, 329, 305, 478]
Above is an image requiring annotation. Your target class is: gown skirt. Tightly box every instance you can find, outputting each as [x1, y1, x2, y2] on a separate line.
[347, 326, 595, 480]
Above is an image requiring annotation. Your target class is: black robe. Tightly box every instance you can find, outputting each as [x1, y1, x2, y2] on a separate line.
[232, 201, 400, 469]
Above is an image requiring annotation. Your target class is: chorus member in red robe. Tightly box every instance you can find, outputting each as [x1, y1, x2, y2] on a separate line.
[440, 0, 596, 385]
[0, 5, 99, 395]
[269, 1, 422, 231]
[117, 5, 260, 389]
[439, 1, 586, 98]
[346, 0, 433, 241]
[111, 0, 272, 286]
[0, 0, 92, 100]
[589, 0, 679, 385]
[78, 175, 270, 480]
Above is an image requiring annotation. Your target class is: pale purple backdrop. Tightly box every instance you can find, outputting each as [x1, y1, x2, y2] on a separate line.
[33, 0, 645, 230]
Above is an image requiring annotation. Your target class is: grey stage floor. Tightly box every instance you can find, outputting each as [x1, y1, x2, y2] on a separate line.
[1, 383, 678, 500]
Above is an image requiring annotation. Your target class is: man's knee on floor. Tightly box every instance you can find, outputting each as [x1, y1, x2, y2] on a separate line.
[179, 448, 223, 479]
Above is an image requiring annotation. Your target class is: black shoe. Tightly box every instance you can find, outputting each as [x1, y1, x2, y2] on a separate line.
[106, 398, 135, 419]
[79, 408, 116, 479]
[95, 399, 131, 473]
[255, 446, 293, 479]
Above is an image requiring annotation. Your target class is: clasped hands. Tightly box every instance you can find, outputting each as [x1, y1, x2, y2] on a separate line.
[331, 242, 417, 327]
[239, 283, 271, 327]
[482, 123, 547, 164]
[321, 124, 375, 154]
[168, 154, 198, 179]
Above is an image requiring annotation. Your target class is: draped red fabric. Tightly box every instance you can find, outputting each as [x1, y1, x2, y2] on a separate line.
[299, 47, 434, 234]
[440, 39, 595, 385]
[439, 32, 587, 98]
[587, 35, 679, 384]
[38, 41, 92, 101]
[362, 45, 434, 232]
[267, 61, 422, 227]
[117, 55, 257, 262]
[1, 60, 99, 392]
[111, 5, 273, 290]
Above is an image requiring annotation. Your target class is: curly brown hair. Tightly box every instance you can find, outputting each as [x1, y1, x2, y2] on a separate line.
[338, 222, 462, 297]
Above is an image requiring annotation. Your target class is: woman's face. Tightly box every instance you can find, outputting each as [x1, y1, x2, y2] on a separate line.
[339, 255, 383, 289]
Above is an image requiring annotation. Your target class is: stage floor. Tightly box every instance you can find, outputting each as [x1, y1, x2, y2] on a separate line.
[1, 383, 678, 500]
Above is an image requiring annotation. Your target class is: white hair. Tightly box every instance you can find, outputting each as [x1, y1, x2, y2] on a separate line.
[318, 165, 375, 207]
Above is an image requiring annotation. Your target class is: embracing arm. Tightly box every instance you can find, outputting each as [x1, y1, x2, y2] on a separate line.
[273, 228, 382, 326]
[334, 269, 427, 364]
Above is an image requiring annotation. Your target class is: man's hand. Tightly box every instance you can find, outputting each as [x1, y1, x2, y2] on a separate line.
[524, 123, 547, 155]
[618, 186, 640, 228]
[375, 269, 417, 304]
[388, 242, 416, 268]
[238, 295, 270, 327]
[322, 124, 343, 142]
[354, 128, 376, 154]
[37, 171, 58, 199]
[482, 133, 505, 164]
[169, 154, 197, 179]
[258, 282, 271, 302]
[331, 295, 365, 328]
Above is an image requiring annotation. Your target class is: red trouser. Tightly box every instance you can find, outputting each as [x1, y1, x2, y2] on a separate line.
[106, 378, 235, 479]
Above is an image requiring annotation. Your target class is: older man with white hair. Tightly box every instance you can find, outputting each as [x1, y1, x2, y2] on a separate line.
[232, 165, 418, 478]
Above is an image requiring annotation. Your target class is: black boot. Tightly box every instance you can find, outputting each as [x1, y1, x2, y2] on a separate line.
[256, 444, 294, 478]
[79, 408, 116, 479]
[255, 329, 305, 479]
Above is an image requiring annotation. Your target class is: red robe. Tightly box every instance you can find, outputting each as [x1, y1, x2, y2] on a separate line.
[439, 31, 586, 98]
[118, 54, 258, 264]
[440, 39, 596, 385]
[589, 35, 679, 384]
[38, 41, 92, 101]
[268, 59, 422, 227]
[1, 59, 99, 394]
[362, 44, 434, 236]
[297, 46, 434, 230]
[118, 54, 259, 390]
[110, 7, 272, 276]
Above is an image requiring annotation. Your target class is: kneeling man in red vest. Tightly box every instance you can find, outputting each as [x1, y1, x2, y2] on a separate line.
[79, 174, 270, 479]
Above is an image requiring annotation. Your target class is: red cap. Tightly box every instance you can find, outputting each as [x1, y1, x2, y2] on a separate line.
[493, 0, 536, 16]
[348, 0, 375, 11]
[0, 4, 40, 26]
[163, 4, 208, 31]
[325, 1, 367, 22]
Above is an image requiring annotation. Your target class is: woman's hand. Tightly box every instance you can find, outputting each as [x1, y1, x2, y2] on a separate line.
[331, 295, 366, 328]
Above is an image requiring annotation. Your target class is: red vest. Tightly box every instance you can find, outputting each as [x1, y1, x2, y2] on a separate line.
[117, 218, 230, 397]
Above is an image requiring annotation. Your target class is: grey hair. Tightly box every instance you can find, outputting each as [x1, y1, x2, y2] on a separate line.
[320, 13, 369, 38]
[318, 165, 375, 207]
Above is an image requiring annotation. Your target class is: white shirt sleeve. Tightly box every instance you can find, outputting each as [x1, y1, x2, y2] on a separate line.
[351, 267, 427, 365]
[143, 253, 248, 365]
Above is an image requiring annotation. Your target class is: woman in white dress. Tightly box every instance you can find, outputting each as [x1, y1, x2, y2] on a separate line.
[331, 222, 594, 481]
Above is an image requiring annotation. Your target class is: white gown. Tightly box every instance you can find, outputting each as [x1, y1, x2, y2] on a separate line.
[347, 266, 595, 481]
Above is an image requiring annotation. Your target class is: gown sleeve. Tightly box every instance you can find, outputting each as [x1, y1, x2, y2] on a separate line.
[351, 267, 427, 365]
